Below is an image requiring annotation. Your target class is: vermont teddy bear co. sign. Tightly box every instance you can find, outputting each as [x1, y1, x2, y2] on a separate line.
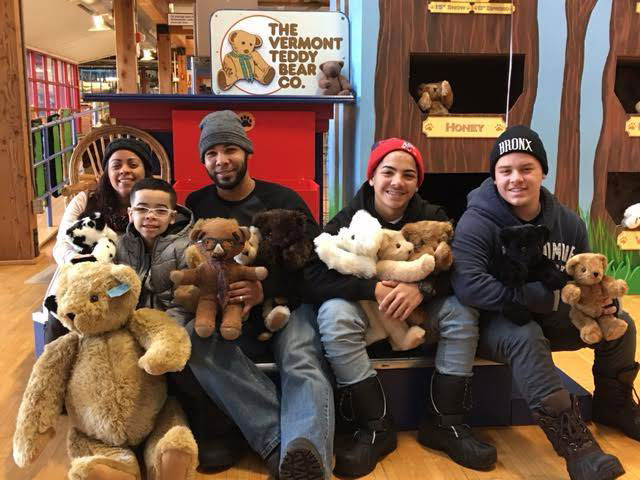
[210, 10, 350, 96]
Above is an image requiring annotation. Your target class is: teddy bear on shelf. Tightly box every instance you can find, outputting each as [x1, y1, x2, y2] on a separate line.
[416, 80, 453, 114]
[65, 212, 118, 264]
[170, 218, 268, 339]
[317, 60, 353, 96]
[489, 224, 567, 325]
[622, 203, 640, 230]
[217, 30, 276, 91]
[561, 253, 629, 344]
[235, 209, 316, 341]
[13, 262, 197, 480]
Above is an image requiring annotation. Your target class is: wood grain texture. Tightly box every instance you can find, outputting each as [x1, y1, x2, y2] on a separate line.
[591, 0, 640, 223]
[157, 25, 172, 94]
[0, 0, 37, 261]
[375, 0, 538, 173]
[555, 0, 598, 211]
[114, 0, 138, 93]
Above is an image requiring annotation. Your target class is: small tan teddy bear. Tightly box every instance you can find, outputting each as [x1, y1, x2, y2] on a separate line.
[401, 220, 454, 273]
[13, 262, 197, 480]
[416, 80, 454, 114]
[561, 253, 628, 344]
[217, 29, 276, 91]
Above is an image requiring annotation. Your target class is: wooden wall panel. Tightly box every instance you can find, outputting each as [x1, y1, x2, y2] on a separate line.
[591, 0, 640, 223]
[375, 0, 538, 173]
[555, 0, 598, 211]
[0, 0, 37, 261]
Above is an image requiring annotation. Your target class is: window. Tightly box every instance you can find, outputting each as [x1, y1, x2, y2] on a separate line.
[27, 50, 80, 119]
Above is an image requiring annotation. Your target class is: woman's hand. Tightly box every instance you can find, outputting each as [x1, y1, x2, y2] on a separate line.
[229, 280, 264, 316]
[377, 281, 424, 322]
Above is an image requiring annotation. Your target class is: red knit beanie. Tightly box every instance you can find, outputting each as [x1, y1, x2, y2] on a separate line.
[367, 138, 425, 186]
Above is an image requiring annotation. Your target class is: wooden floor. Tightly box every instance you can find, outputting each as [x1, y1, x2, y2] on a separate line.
[2, 245, 640, 480]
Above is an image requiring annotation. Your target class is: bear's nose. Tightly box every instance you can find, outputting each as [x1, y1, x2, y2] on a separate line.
[67, 312, 76, 321]
[593, 272, 599, 278]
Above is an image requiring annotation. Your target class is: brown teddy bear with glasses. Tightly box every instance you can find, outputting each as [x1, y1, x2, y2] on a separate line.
[170, 218, 268, 339]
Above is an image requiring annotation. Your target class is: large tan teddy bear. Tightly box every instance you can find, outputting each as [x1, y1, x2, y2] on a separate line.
[13, 262, 197, 480]
[217, 30, 276, 91]
[170, 218, 268, 339]
[416, 80, 453, 114]
[561, 253, 628, 344]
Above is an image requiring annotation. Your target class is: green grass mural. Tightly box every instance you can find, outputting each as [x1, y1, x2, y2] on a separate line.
[580, 210, 640, 295]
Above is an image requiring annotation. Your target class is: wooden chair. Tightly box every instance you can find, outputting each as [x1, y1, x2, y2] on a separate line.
[61, 125, 171, 197]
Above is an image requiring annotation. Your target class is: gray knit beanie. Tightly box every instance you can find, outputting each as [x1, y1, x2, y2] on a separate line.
[198, 110, 254, 162]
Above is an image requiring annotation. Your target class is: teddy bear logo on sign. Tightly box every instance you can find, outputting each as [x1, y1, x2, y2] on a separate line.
[217, 29, 276, 91]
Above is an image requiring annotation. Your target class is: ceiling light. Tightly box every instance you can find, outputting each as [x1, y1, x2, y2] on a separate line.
[141, 49, 155, 61]
[89, 14, 110, 32]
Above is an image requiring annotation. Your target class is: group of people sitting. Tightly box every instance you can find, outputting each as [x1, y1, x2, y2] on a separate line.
[44, 111, 640, 480]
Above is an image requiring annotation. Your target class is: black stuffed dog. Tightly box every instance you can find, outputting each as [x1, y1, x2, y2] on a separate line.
[491, 224, 567, 324]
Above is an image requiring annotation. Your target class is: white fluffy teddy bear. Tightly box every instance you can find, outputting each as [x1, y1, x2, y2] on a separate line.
[314, 210, 435, 350]
[622, 203, 640, 230]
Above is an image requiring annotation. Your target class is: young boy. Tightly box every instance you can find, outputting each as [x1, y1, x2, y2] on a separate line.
[116, 177, 193, 325]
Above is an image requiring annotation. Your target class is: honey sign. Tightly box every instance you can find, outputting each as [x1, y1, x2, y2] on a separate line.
[625, 115, 640, 137]
[422, 115, 506, 138]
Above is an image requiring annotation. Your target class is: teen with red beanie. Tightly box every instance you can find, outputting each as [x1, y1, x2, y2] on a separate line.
[305, 138, 496, 476]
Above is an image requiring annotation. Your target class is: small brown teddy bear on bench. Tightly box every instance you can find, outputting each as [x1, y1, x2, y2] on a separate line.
[561, 253, 628, 344]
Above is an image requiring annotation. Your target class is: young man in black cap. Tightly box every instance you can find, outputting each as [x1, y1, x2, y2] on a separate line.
[451, 125, 639, 480]
[176, 110, 333, 480]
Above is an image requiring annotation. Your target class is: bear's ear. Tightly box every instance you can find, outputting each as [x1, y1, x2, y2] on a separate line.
[229, 30, 239, 44]
[595, 253, 608, 271]
[109, 264, 141, 298]
[319, 61, 327, 73]
[189, 219, 206, 242]
[535, 225, 550, 244]
[253, 34, 262, 48]
[338, 60, 344, 68]
[565, 256, 580, 276]
[239, 226, 251, 243]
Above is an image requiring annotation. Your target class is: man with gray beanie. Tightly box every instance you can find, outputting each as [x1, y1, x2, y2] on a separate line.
[451, 125, 639, 480]
[176, 110, 333, 480]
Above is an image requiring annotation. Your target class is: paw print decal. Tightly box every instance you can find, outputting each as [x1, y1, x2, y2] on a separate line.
[237, 112, 256, 132]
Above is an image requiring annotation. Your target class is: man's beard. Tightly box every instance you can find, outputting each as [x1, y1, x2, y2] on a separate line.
[207, 156, 248, 190]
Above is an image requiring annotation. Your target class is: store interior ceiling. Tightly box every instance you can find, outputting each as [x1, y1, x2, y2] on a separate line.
[22, 0, 327, 65]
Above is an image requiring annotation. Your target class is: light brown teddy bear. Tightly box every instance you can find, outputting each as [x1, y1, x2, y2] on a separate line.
[561, 253, 628, 344]
[360, 229, 435, 351]
[402, 220, 455, 327]
[318, 60, 353, 95]
[217, 30, 276, 90]
[13, 262, 197, 480]
[416, 80, 454, 114]
[170, 218, 268, 339]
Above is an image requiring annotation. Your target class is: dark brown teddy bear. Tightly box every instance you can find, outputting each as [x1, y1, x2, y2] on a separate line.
[318, 60, 353, 96]
[170, 218, 268, 339]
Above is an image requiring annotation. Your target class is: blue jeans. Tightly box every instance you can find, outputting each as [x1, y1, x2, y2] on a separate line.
[316, 295, 480, 387]
[187, 304, 334, 476]
[478, 309, 637, 411]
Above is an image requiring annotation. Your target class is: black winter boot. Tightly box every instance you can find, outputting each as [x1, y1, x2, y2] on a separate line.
[168, 368, 248, 472]
[333, 376, 397, 477]
[593, 362, 640, 441]
[417, 372, 496, 470]
[533, 389, 624, 480]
